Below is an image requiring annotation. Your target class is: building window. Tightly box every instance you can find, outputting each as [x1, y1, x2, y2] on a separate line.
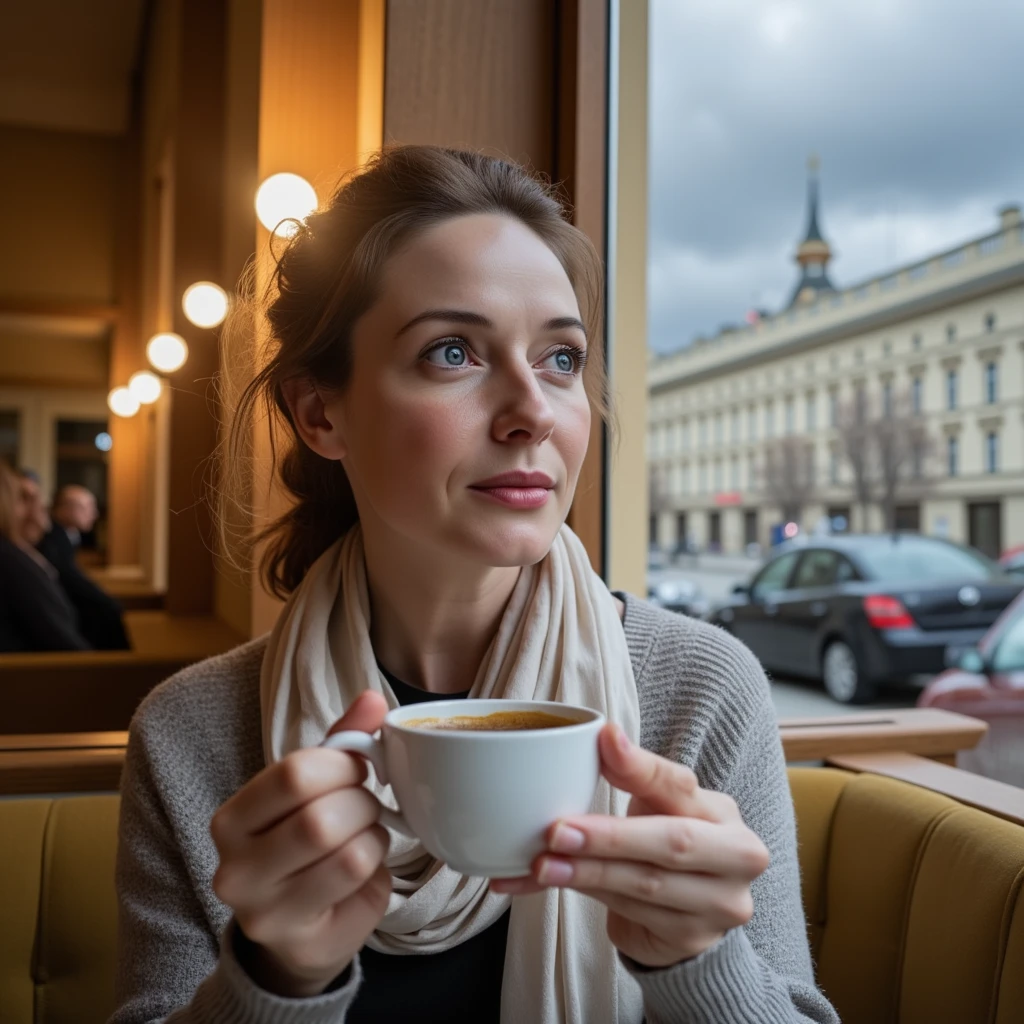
[912, 375, 923, 414]
[765, 403, 775, 438]
[682, 420, 690, 451]
[747, 454, 757, 490]
[748, 406, 757, 441]
[807, 360, 815, 375]
[730, 457, 739, 489]
[855, 385, 868, 422]
[986, 432, 999, 473]
[882, 339, 892, 357]
[829, 390, 838, 428]
[855, 349, 864, 365]
[947, 323, 957, 343]
[829, 450, 839, 484]
[948, 435, 959, 477]
[985, 312, 997, 333]
[713, 460, 723, 492]
[946, 369, 958, 410]
[785, 397, 795, 435]
[882, 381, 893, 417]
[699, 417, 707, 446]
[731, 409, 740, 442]
[806, 393, 816, 432]
[714, 414, 724, 444]
[912, 445, 923, 479]
[913, 332, 922, 350]
[986, 361, 998, 404]
[699, 462, 708, 494]
[681, 463, 690, 495]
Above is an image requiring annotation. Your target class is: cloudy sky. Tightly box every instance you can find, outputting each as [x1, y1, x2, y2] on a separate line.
[648, 0, 1024, 353]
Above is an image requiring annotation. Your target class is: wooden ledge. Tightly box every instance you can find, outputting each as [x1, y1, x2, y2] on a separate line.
[779, 707, 987, 763]
[827, 751, 1024, 828]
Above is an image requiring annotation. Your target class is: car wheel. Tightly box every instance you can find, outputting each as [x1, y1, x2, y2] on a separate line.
[822, 640, 876, 705]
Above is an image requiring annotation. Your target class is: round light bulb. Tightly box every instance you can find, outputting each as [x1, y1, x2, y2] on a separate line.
[146, 332, 189, 373]
[108, 386, 140, 418]
[94, 432, 113, 452]
[255, 172, 317, 237]
[129, 370, 163, 405]
[182, 281, 229, 328]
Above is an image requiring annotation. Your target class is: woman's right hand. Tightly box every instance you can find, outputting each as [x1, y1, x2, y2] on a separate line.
[211, 691, 392, 998]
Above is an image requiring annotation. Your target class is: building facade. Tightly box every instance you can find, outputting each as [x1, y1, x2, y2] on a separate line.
[647, 178, 1024, 560]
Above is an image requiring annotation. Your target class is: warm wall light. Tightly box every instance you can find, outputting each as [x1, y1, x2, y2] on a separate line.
[255, 172, 317, 237]
[108, 386, 140, 418]
[146, 332, 189, 373]
[182, 281, 229, 328]
[129, 370, 162, 405]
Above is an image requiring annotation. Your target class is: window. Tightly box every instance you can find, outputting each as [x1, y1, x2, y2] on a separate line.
[912, 333, 922, 350]
[714, 460, 723, 491]
[855, 385, 867, 422]
[699, 417, 708, 445]
[699, 462, 708, 493]
[714, 414, 724, 444]
[681, 463, 691, 495]
[985, 312, 997, 333]
[751, 551, 799, 601]
[947, 369, 958, 410]
[807, 360, 815, 376]
[806, 393, 816, 432]
[830, 450, 840, 484]
[731, 408, 740, 442]
[785, 397, 795, 435]
[882, 381, 893, 417]
[765, 402, 775, 438]
[985, 361, 998, 404]
[948, 435, 959, 476]
[747, 454, 757, 490]
[793, 550, 841, 589]
[682, 419, 691, 450]
[855, 349, 864, 365]
[882, 339, 892, 357]
[730, 457, 739, 489]
[992, 612, 1024, 672]
[748, 406, 757, 441]
[829, 390, 838, 427]
[912, 446, 924, 479]
[986, 432, 999, 474]
[947, 323, 957, 343]
[912, 375, 923, 414]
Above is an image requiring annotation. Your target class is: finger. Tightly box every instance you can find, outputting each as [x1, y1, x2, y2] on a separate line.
[257, 787, 383, 884]
[598, 726, 727, 822]
[245, 826, 391, 936]
[534, 855, 753, 927]
[489, 875, 546, 896]
[601, 899, 724, 967]
[547, 816, 770, 879]
[214, 692, 388, 839]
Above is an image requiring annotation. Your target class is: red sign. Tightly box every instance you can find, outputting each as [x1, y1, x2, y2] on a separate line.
[714, 492, 743, 506]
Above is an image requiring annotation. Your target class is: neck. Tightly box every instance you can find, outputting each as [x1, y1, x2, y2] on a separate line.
[360, 527, 521, 694]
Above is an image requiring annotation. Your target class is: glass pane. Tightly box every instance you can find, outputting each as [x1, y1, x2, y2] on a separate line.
[793, 551, 839, 589]
[0, 410, 19, 467]
[856, 538, 995, 582]
[992, 609, 1024, 672]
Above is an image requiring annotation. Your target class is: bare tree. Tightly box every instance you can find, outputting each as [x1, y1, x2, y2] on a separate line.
[761, 437, 817, 525]
[873, 389, 935, 531]
[836, 390, 876, 530]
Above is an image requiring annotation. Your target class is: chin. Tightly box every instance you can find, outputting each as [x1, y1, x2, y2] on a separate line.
[453, 519, 561, 568]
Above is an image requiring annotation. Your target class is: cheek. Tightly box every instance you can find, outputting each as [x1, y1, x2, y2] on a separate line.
[557, 395, 593, 483]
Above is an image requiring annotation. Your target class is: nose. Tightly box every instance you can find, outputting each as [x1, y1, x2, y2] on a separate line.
[491, 365, 556, 446]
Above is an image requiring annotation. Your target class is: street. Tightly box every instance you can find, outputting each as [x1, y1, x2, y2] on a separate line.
[647, 553, 920, 718]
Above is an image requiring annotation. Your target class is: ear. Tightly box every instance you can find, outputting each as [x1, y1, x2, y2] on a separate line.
[280, 378, 348, 460]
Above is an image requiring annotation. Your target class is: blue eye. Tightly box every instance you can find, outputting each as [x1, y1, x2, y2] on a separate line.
[555, 351, 575, 372]
[542, 348, 582, 374]
[426, 342, 469, 368]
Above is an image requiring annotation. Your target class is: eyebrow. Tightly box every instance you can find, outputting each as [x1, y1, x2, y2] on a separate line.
[395, 308, 587, 339]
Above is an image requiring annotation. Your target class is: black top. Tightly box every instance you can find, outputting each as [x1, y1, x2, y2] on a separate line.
[0, 534, 91, 652]
[37, 526, 131, 650]
[346, 664, 511, 1024]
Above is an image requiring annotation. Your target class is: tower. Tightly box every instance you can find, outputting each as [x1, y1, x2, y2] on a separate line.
[789, 155, 836, 307]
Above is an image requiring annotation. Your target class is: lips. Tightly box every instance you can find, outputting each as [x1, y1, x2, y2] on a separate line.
[469, 471, 555, 510]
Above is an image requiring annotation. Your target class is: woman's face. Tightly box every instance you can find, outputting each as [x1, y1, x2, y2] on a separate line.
[321, 213, 592, 568]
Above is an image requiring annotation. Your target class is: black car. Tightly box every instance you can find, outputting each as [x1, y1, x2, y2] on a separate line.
[708, 534, 1023, 704]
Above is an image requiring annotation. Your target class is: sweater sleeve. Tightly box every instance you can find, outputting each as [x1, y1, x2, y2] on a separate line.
[111, 720, 364, 1024]
[624, 623, 839, 1024]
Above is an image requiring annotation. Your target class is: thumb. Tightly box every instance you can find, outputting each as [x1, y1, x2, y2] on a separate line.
[327, 690, 390, 738]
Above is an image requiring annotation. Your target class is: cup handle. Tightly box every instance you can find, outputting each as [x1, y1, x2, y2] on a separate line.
[319, 731, 415, 839]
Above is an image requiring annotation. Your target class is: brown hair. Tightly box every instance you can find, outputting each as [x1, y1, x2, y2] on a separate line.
[220, 145, 607, 599]
[0, 461, 20, 541]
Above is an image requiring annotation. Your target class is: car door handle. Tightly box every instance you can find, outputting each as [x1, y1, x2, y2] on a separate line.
[810, 601, 827, 616]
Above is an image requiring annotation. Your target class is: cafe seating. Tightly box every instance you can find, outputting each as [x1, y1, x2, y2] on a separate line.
[2, 765, 1023, 1023]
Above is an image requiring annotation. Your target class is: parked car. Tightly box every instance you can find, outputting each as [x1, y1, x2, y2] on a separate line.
[647, 577, 710, 619]
[918, 590, 1024, 786]
[708, 533, 1023, 704]
[998, 545, 1024, 577]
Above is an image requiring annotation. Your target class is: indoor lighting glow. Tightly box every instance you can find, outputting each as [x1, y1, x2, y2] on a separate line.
[108, 387, 140, 418]
[146, 332, 189, 373]
[255, 172, 317, 237]
[128, 370, 162, 405]
[182, 281, 229, 328]
[94, 432, 113, 452]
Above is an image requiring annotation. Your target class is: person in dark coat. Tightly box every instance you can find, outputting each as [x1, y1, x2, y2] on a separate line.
[0, 463, 91, 652]
[37, 483, 131, 651]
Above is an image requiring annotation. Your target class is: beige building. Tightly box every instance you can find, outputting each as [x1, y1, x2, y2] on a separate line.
[647, 175, 1024, 560]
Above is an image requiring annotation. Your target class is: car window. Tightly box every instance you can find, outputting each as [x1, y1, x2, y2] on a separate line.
[991, 610, 1024, 672]
[855, 537, 996, 582]
[836, 557, 857, 583]
[793, 550, 840, 589]
[751, 551, 799, 600]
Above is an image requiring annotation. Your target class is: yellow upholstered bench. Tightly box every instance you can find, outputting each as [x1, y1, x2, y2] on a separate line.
[2, 771, 1023, 1023]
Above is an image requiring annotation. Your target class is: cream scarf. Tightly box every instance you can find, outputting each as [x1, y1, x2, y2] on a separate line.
[260, 525, 644, 1023]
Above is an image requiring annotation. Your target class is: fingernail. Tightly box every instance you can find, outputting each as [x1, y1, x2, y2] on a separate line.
[550, 823, 586, 853]
[614, 725, 630, 753]
[537, 858, 574, 885]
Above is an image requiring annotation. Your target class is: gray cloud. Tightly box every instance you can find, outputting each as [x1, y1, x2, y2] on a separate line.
[649, 0, 1024, 352]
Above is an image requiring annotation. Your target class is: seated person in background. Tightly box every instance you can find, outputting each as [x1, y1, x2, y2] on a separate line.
[38, 483, 131, 650]
[0, 463, 91, 652]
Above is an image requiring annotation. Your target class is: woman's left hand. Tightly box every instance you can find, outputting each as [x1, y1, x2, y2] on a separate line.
[490, 723, 771, 968]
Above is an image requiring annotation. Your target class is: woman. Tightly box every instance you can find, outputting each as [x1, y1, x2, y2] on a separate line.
[0, 462, 90, 652]
[112, 147, 838, 1023]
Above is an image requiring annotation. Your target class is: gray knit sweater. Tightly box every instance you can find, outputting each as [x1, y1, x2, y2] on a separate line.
[111, 594, 839, 1024]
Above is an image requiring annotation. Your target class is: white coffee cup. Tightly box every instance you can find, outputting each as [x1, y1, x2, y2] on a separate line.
[321, 699, 605, 878]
